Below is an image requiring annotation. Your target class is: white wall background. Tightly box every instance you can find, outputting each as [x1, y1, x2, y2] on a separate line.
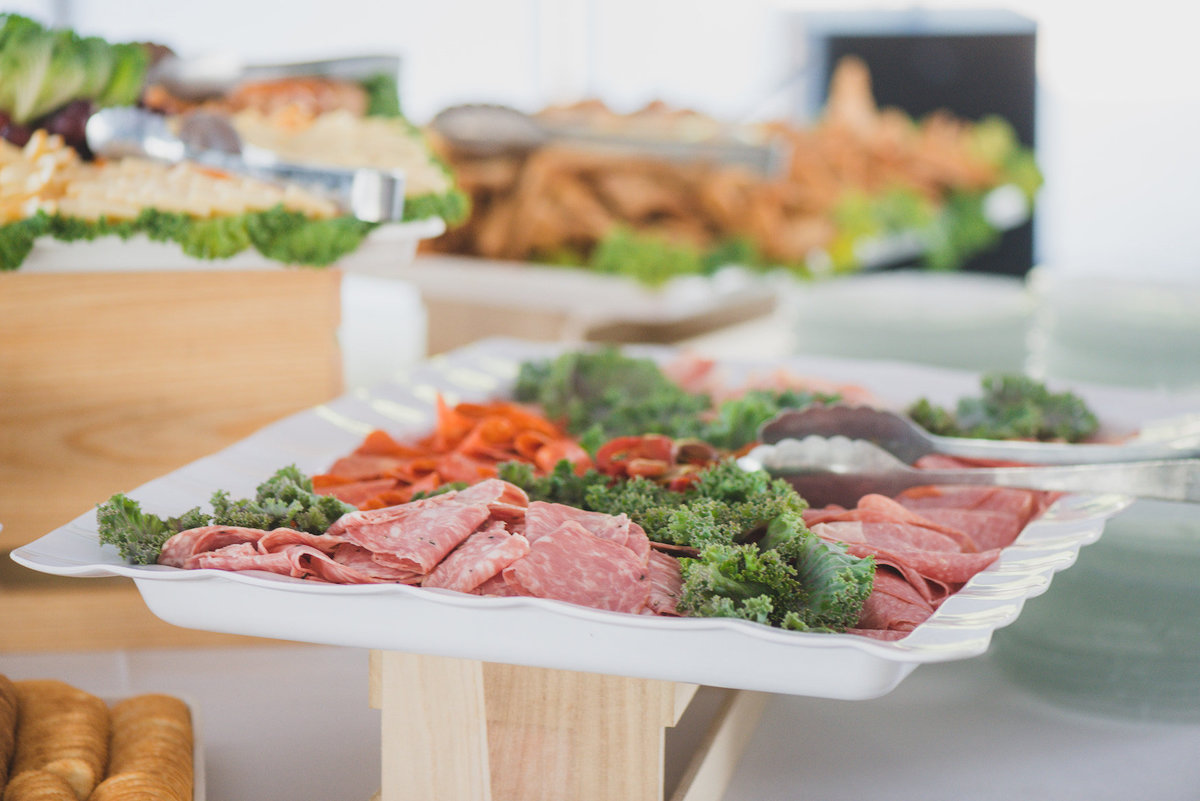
[14, 0, 1200, 283]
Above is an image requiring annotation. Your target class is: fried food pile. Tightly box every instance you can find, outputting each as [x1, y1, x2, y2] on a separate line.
[427, 57, 1039, 277]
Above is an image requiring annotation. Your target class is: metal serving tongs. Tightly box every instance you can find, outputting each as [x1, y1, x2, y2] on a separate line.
[428, 103, 789, 177]
[85, 107, 406, 222]
[740, 437, 1200, 508]
[758, 405, 1200, 465]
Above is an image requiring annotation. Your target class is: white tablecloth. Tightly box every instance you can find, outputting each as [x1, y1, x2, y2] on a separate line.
[3, 644, 1198, 800]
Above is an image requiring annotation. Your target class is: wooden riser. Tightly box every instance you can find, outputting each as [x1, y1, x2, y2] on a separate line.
[369, 652, 765, 801]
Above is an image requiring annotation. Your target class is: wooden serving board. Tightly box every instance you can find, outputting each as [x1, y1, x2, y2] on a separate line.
[0, 269, 344, 651]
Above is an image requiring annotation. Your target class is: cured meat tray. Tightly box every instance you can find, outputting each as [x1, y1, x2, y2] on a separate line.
[11, 338, 1148, 700]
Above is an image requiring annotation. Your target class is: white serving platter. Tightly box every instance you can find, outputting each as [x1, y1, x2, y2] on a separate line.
[11, 338, 1168, 700]
[394, 253, 782, 337]
[15, 216, 445, 275]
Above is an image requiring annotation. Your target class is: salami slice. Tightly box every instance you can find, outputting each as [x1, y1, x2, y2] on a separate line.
[502, 520, 650, 614]
[895, 506, 1024, 551]
[423, 522, 531, 593]
[474, 572, 520, 597]
[158, 525, 266, 568]
[525, 502, 651, 563]
[257, 528, 341, 554]
[645, 550, 683, 616]
[188, 541, 321, 579]
[330, 544, 424, 583]
[810, 520, 966, 554]
[853, 569, 936, 633]
[328, 491, 492, 574]
[456, 478, 530, 523]
[805, 494, 980, 553]
[811, 523, 999, 586]
[319, 477, 401, 507]
[897, 484, 1039, 524]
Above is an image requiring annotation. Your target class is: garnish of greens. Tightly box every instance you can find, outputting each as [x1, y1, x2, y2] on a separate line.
[513, 348, 839, 454]
[1, 192, 473, 271]
[97, 466, 355, 565]
[907, 373, 1099, 442]
[498, 459, 875, 632]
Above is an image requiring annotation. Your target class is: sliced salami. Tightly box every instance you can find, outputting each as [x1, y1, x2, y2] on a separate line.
[853, 568, 937, 632]
[645, 550, 683, 616]
[525, 502, 651, 563]
[328, 491, 492, 574]
[474, 572, 520, 597]
[423, 522, 531, 593]
[502, 520, 650, 614]
[330, 544, 424, 584]
[158, 525, 266, 568]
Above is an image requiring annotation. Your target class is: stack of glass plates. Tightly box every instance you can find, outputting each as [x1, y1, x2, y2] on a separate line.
[998, 264, 1200, 720]
[993, 499, 1200, 722]
[788, 270, 1033, 372]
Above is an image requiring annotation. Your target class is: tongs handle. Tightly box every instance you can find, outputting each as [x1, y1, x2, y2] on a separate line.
[770, 458, 1200, 507]
[916, 459, 1200, 502]
[193, 149, 406, 224]
[927, 435, 1200, 465]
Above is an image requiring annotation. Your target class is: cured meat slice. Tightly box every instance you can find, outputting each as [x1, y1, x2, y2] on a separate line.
[317, 477, 401, 507]
[327, 491, 491, 574]
[810, 520, 965, 554]
[456, 478, 530, 523]
[423, 522, 531, 593]
[645, 550, 683, 616]
[474, 572, 520, 597]
[158, 525, 267, 567]
[897, 484, 1039, 524]
[257, 528, 341, 554]
[812, 521, 1000, 586]
[322, 453, 408, 481]
[895, 506, 1024, 551]
[524, 502, 651, 563]
[804, 494, 980, 553]
[330, 544, 424, 583]
[502, 521, 650, 614]
[852, 569, 936, 634]
[189, 541, 322, 578]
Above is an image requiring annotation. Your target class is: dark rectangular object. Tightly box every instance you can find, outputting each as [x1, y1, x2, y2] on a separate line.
[799, 9, 1038, 276]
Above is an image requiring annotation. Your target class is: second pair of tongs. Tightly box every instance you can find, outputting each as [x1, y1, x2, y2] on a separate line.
[428, 104, 788, 177]
[85, 107, 406, 222]
[748, 405, 1200, 507]
[741, 437, 1200, 508]
[759, 405, 1200, 465]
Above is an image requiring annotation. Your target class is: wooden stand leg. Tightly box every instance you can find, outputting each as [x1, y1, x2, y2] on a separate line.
[370, 652, 766, 801]
[373, 651, 492, 801]
[482, 662, 693, 801]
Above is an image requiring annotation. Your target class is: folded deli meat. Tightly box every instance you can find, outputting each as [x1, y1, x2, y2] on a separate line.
[157, 469, 1055, 637]
[158, 479, 684, 617]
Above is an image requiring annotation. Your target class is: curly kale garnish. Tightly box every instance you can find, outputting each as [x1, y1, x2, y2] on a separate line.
[210, 464, 355, 534]
[701, 388, 839, 451]
[677, 511, 875, 632]
[908, 373, 1099, 442]
[97, 466, 355, 565]
[514, 348, 710, 451]
[97, 494, 209, 565]
[514, 349, 832, 453]
[501, 456, 874, 633]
